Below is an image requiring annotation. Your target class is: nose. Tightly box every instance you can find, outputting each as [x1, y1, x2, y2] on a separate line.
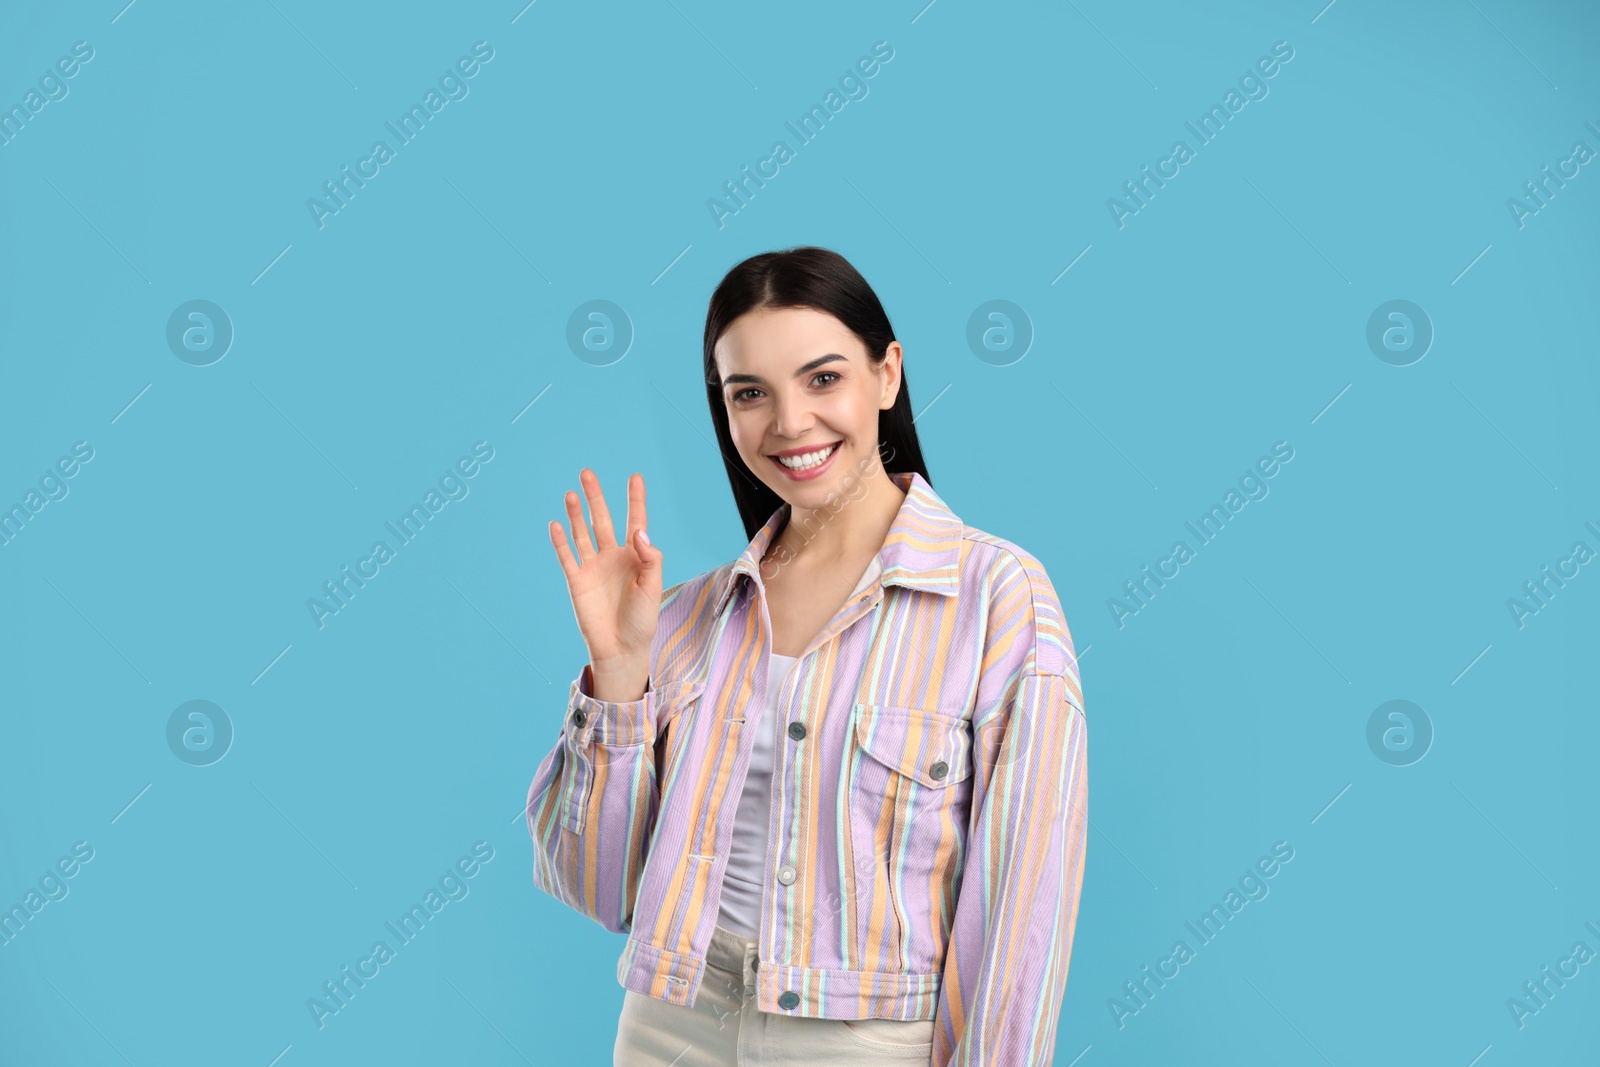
[771, 388, 813, 440]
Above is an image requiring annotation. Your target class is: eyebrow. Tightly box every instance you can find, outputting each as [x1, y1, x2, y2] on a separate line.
[721, 353, 848, 388]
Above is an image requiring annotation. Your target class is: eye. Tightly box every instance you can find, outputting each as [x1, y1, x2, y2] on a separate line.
[731, 371, 838, 404]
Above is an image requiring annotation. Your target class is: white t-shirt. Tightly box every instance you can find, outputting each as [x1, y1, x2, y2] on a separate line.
[716, 651, 797, 939]
[716, 556, 883, 938]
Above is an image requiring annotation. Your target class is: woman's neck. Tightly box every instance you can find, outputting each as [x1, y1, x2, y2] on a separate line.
[767, 465, 906, 571]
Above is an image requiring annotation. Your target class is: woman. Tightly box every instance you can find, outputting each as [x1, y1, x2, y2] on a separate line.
[527, 247, 1088, 1066]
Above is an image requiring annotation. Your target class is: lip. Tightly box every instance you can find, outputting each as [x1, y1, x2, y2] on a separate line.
[768, 441, 843, 458]
[767, 441, 841, 481]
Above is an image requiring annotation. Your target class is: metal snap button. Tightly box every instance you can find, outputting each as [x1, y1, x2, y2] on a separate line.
[778, 990, 800, 1010]
[571, 709, 587, 728]
[929, 760, 948, 780]
[787, 721, 807, 740]
[777, 865, 796, 885]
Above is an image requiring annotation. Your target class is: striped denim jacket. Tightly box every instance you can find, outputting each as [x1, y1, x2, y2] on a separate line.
[527, 470, 1088, 1065]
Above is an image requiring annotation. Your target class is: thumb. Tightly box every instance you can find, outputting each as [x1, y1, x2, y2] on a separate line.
[635, 527, 662, 571]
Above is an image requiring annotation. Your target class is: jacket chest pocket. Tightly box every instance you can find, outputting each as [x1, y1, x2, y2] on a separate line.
[653, 679, 707, 794]
[845, 702, 975, 967]
[559, 678, 707, 835]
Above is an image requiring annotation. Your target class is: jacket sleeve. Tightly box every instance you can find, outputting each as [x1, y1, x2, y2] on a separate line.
[525, 662, 669, 935]
[933, 667, 1089, 1065]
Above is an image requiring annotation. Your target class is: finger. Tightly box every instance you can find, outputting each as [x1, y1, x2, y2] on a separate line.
[624, 473, 648, 548]
[582, 468, 620, 550]
[565, 487, 595, 562]
[635, 530, 662, 578]
[549, 519, 580, 583]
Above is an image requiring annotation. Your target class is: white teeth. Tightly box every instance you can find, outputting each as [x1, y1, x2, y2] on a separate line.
[776, 443, 838, 470]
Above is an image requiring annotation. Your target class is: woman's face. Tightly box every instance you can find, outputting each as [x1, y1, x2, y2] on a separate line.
[714, 305, 902, 509]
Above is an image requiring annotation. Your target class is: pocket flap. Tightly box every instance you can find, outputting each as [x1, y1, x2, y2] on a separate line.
[655, 677, 708, 730]
[852, 703, 973, 787]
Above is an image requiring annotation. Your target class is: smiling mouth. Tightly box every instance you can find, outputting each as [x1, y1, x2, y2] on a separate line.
[769, 442, 841, 471]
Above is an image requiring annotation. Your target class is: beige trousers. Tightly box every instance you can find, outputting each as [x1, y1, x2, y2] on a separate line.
[614, 923, 936, 1065]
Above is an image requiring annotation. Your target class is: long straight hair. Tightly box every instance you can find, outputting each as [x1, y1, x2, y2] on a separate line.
[703, 247, 932, 541]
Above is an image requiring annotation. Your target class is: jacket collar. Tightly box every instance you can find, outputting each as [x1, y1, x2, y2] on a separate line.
[712, 470, 963, 617]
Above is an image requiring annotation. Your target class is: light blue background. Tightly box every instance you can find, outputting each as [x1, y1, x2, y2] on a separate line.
[2, 1, 1597, 1064]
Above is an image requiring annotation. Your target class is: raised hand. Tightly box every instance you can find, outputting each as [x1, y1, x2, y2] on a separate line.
[548, 469, 662, 700]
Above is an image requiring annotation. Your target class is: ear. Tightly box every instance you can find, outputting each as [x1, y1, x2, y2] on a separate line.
[879, 342, 903, 410]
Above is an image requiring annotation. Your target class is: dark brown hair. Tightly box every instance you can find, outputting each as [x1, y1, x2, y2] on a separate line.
[703, 246, 931, 540]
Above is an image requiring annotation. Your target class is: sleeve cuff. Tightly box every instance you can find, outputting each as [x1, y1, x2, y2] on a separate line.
[566, 663, 657, 747]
